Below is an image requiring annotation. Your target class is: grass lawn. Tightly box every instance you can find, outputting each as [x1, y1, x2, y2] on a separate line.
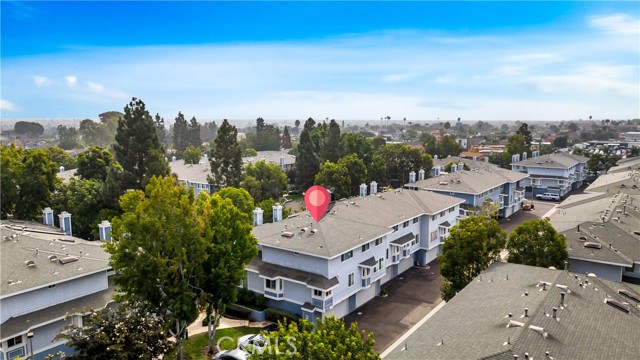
[167, 327, 258, 360]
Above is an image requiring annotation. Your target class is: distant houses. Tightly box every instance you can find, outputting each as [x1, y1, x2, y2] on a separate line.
[245, 187, 464, 322]
[510, 151, 588, 198]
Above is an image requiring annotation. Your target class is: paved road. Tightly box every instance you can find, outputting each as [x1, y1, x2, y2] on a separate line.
[499, 200, 556, 233]
[344, 263, 443, 353]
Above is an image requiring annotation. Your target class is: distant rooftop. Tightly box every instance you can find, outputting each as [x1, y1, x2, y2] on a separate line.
[511, 152, 588, 168]
[410, 166, 528, 195]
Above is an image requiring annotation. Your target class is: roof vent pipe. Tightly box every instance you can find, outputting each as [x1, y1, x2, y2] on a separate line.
[552, 307, 558, 319]
[560, 292, 566, 305]
[524, 308, 529, 317]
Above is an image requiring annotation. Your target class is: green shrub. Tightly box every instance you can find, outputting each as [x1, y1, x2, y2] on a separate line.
[236, 288, 267, 310]
[265, 308, 300, 325]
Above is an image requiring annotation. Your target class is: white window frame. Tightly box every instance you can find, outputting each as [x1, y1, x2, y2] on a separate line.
[348, 272, 355, 287]
[430, 230, 439, 243]
[362, 243, 370, 252]
[341, 250, 354, 262]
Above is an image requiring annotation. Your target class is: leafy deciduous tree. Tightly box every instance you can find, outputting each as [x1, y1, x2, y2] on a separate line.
[14, 148, 58, 220]
[52, 178, 103, 239]
[182, 145, 203, 165]
[506, 218, 568, 269]
[241, 160, 288, 203]
[77, 146, 114, 182]
[14, 121, 44, 136]
[215, 187, 254, 220]
[439, 215, 506, 301]
[338, 154, 367, 196]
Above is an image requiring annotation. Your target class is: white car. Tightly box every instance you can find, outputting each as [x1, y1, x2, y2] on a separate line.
[237, 334, 266, 354]
[214, 349, 248, 360]
[536, 193, 560, 201]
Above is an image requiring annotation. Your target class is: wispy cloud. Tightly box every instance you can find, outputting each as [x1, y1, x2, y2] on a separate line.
[33, 75, 51, 87]
[86, 81, 104, 92]
[65, 75, 77, 88]
[1, 99, 18, 111]
[590, 14, 640, 36]
[4, 1, 36, 20]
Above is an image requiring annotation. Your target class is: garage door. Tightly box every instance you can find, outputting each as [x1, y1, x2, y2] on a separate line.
[356, 283, 378, 307]
[397, 257, 413, 275]
[424, 247, 438, 264]
[329, 298, 349, 318]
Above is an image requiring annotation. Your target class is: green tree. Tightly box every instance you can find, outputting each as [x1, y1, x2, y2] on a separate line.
[183, 145, 203, 165]
[77, 146, 114, 182]
[319, 119, 341, 163]
[100, 163, 125, 210]
[57, 125, 81, 149]
[371, 135, 386, 150]
[47, 146, 77, 170]
[251, 317, 379, 360]
[444, 121, 451, 132]
[14, 121, 44, 136]
[444, 161, 470, 172]
[294, 119, 320, 191]
[216, 187, 255, 220]
[113, 98, 169, 191]
[173, 112, 189, 155]
[500, 134, 529, 168]
[376, 144, 432, 183]
[241, 160, 288, 203]
[14, 148, 58, 220]
[0, 145, 23, 218]
[243, 148, 258, 157]
[195, 192, 258, 354]
[105, 177, 205, 360]
[188, 116, 202, 147]
[552, 136, 568, 148]
[338, 154, 367, 196]
[516, 123, 533, 150]
[294, 119, 301, 129]
[315, 161, 351, 200]
[79, 119, 111, 147]
[154, 113, 167, 147]
[99, 111, 124, 134]
[281, 126, 292, 149]
[420, 133, 438, 156]
[367, 153, 387, 185]
[255, 118, 281, 151]
[209, 119, 243, 187]
[568, 122, 579, 132]
[55, 301, 172, 360]
[437, 135, 462, 158]
[201, 121, 218, 143]
[506, 218, 568, 269]
[339, 133, 374, 165]
[439, 215, 506, 301]
[52, 178, 103, 239]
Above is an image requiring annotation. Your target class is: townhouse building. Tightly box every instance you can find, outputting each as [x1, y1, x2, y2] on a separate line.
[244, 186, 464, 323]
[0, 214, 114, 360]
[510, 151, 588, 198]
[551, 170, 640, 284]
[406, 162, 528, 218]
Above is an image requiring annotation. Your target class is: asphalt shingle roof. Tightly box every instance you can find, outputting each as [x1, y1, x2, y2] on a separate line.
[253, 189, 464, 258]
[385, 262, 640, 360]
[511, 152, 588, 169]
[409, 167, 528, 195]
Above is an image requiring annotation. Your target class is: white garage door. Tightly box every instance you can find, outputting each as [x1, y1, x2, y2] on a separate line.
[329, 298, 349, 318]
[424, 247, 438, 264]
[356, 284, 378, 307]
[398, 257, 413, 275]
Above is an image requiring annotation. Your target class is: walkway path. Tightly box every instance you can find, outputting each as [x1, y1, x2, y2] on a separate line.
[187, 313, 270, 336]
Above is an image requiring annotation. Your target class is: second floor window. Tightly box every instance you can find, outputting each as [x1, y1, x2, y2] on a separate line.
[403, 221, 409, 228]
[265, 279, 278, 290]
[392, 225, 399, 232]
[313, 289, 323, 297]
[341, 250, 354, 262]
[348, 273, 355, 287]
[430, 230, 438, 243]
[375, 238, 383, 246]
[362, 243, 370, 252]
[413, 217, 419, 224]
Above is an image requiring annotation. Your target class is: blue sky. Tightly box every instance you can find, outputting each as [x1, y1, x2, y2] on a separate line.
[1, 1, 638, 121]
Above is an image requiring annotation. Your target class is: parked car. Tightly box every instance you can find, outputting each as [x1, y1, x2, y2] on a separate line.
[536, 193, 560, 201]
[237, 334, 266, 353]
[214, 349, 248, 360]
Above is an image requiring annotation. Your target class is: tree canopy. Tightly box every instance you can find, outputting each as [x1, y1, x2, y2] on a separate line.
[215, 187, 255, 220]
[506, 219, 568, 269]
[55, 301, 171, 360]
[241, 160, 288, 204]
[439, 215, 506, 301]
[77, 146, 114, 182]
[250, 317, 379, 360]
[14, 121, 44, 136]
[182, 145, 202, 165]
[52, 178, 103, 239]
[315, 160, 351, 200]
[294, 119, 320, 191]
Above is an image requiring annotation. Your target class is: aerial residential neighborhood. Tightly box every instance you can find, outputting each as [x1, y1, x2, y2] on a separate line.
[1, 1, 639, 360]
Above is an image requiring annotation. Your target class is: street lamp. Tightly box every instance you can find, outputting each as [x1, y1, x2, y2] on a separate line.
[27, 331, 34, 360]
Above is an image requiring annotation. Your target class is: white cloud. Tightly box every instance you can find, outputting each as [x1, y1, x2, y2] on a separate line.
[381, 72, 423, 83]
[65, 75, 77, 88]
[33, 75, 51, 87]
[86, 81, 104, 92]
[0, 99, 17, 111]
[589, 14, 640, 36]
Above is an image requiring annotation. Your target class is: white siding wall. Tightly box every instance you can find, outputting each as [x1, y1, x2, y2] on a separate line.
[262, 247, 329, 277]
[1, 271, 108, 323]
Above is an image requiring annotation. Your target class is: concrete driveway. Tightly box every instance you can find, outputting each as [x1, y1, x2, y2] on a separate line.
[344, 262, 443, 353]
[499, 200, 556, 233]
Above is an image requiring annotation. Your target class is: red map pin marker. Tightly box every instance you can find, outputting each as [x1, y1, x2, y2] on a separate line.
[305, 185, 330, 222]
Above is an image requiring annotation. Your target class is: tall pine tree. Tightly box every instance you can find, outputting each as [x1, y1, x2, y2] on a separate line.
[281, 126, 292, 149]
[320, 119, 341, 163]
[113, 97, 169, 191]
[173, 112, 189, 155]
[208, 119, 242, 188]
[294, 118, 320, 190]
[154, 113, 167, 147]
[188, 116, 202, 147]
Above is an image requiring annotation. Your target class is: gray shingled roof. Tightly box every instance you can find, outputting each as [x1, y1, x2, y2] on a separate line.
[409, 167, 528, 195]
[169, 159, 212, 184]
[510, 152, 588, 168]
[243, 151, 295, 167]
[385, 262, 640, 360]
[253, 189, 464, 258]
[1, 220, 111, 297]
[247, 257, 339, 290]
[390, 233, 415, 246]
